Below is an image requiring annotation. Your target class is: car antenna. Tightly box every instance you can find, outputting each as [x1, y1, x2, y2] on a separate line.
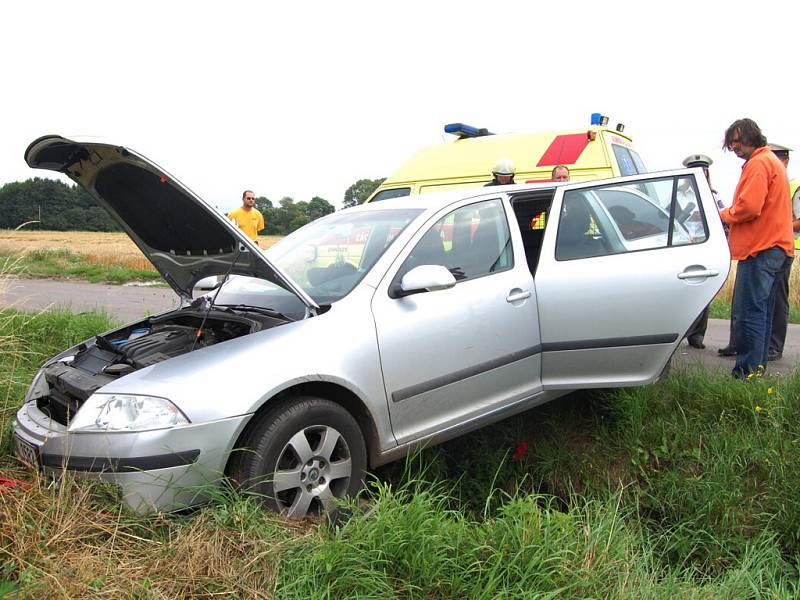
[190, 243, 243, 352]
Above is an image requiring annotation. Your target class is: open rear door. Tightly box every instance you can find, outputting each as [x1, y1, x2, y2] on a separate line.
[533, 169, 730, 388]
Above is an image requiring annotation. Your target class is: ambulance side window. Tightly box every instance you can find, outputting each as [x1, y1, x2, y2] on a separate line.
[612, 145, 639, 176]
[370, 188, 411, 202]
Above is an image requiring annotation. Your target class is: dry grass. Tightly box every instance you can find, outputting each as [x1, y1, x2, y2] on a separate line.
[715, 258, 800, 306]
[0, 471, 315, 598]
[0, 231, 282, 272]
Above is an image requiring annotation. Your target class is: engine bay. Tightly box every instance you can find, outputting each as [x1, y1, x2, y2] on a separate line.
[37, 307, 286, 425]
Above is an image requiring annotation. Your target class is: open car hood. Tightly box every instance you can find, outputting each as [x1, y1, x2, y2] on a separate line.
[24, 135, 318, 311]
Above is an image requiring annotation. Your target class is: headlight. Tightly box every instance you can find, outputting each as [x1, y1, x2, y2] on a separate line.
[68, 394, 190, 433]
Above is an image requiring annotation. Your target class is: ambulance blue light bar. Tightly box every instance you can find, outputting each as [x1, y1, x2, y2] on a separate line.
[444, 123, 494, 138]
[590, 113, 609, 126]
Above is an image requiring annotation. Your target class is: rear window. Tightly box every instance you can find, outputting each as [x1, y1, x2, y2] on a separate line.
[370, 188, 411, 202]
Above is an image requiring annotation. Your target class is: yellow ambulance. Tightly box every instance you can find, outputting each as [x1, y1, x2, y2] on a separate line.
[367, 113, 646, 202]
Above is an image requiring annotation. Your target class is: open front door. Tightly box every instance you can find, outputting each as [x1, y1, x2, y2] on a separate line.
[534, 170, 730, 389]
[371, 197, 542, 446]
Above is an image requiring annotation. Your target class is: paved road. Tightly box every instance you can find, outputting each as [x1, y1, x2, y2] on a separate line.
[1, 277, 797, 374]
[0, 277, 179, 322]
[674, 317, 798, 376]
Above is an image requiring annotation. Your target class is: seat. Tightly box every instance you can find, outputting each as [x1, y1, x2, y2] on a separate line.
[557, 203, 606, 260]
[407, 228, 446, 269]
[463, 209, 501, 275]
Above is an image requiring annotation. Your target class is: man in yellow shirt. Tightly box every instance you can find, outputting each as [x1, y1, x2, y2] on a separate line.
[228, 190, 265, 246]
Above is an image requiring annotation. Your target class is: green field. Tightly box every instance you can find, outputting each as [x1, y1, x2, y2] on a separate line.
[1, 307, 799, 598]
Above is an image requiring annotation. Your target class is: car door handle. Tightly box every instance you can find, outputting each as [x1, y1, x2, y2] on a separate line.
[506, 290, 532, 303]
[677, 268, 719, 280]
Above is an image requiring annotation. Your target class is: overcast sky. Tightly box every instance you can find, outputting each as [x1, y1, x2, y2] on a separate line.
[2, 0, 798, 214]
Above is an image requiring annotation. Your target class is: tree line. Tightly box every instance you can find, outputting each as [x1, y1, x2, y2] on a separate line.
[0, 177, 386, 235]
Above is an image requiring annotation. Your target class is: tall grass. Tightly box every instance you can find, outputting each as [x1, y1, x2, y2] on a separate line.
[2, 292, 800, 596]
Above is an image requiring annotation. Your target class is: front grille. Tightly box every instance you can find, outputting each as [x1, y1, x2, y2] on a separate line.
[37, 388, 81, 426]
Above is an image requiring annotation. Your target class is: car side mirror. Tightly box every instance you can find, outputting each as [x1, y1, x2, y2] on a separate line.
[390, 265, 456, 298]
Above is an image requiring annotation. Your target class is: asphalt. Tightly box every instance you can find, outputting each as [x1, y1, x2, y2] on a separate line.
[673, 316, 799, 376]
[1, 277, 798, 375]
[0, 277, 178, 323]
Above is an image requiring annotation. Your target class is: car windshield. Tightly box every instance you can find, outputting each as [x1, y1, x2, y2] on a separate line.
[212, 208, 421, 318]
[266, 208, 422, 303]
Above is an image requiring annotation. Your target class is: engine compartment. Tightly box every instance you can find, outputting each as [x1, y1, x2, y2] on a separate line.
[36, 307, 286, 425]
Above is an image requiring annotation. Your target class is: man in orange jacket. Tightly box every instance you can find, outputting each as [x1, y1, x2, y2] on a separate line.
[720, 119, 794, 378]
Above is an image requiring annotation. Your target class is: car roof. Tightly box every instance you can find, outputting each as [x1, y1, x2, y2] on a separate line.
[350, 181, 563, 215]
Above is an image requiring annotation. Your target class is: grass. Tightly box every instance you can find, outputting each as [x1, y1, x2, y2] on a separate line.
[0, 230, 282, 285]
[2, 303, 800, 597]
[0, 248, 162, 284]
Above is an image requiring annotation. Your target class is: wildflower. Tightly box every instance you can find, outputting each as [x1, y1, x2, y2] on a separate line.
[767, 387, 774, 395]
[755, 405, 762, 413]
[0, 477, 31, 492]
[512, 441, 529, 461]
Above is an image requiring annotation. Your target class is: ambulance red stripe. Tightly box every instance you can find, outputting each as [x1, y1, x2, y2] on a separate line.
[536, 134, 590, 167]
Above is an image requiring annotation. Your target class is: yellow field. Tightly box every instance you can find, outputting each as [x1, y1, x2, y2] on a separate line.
[0, 230, 282, 271]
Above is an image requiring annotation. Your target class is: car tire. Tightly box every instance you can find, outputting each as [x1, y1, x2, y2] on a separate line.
[231, 396, 367, 519]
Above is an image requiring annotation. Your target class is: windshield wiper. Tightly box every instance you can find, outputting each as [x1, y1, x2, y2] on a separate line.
[220, 304, 295, 322]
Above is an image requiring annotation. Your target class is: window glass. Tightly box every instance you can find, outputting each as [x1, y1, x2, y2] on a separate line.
[612, 145, 638, 176]
[629, 148, 647, 173]
[673, 176, 707, 244]
[266, 208, 422, 302]
[555, 177, 705, 260]
[400, 199, 513, 281]
[369, 188, 411, 202]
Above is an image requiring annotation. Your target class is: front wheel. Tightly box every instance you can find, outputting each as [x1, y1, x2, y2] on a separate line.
[231, 396, 367, 519]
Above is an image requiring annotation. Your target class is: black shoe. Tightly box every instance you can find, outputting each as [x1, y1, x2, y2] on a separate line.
[688, 337, 706, 349]
[768, 349, 782, 361]
[718, 345, 736, 357]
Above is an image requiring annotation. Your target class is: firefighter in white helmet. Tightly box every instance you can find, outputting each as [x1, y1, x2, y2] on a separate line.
[485, 157, 516, 186]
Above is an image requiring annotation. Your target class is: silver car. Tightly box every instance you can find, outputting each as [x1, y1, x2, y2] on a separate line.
[12, 136, 730, 517]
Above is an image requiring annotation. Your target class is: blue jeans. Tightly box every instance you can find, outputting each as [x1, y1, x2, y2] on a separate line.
[732, 247, 794, 377]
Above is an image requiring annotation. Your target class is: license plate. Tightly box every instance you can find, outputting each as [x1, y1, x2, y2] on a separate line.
[12, 433, 39, 467]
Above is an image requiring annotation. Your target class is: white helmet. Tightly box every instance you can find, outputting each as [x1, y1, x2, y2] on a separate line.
[492, 157, 516, 176]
